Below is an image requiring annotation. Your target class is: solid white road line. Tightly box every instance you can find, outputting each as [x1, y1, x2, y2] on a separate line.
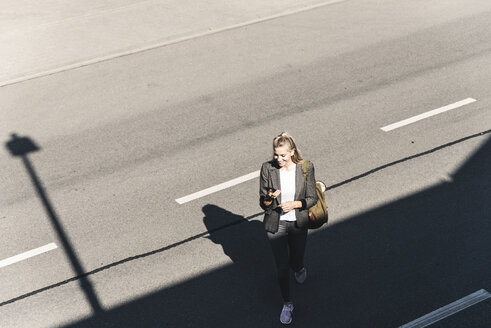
[0, 0, 349, 87]
[176, 170, 260, 204]
[381, 98, 477, 132]
[0, 243, 58, 269]
[399, 289, 491, 328]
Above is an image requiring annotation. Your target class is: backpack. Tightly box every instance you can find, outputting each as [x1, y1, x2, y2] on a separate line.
[301, 160, 328, 229]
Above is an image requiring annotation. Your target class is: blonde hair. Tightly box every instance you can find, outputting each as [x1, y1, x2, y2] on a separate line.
[272, 132, 303, 164]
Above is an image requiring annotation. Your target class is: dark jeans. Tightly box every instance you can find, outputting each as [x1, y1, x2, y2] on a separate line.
[267, 220, 308, 302]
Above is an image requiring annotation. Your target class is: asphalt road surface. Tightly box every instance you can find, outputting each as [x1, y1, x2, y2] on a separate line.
[1, 0, 491, 327]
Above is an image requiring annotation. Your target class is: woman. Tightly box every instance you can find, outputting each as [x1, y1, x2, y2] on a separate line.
[259, 132, 318, 325]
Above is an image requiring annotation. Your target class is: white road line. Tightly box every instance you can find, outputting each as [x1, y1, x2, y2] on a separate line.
[0, 0, 348, 87]
[0, 243, 58, 269]
[381, 98, 477, 132]
[176, 170, 260, 204]
[399, 289, 491, 328]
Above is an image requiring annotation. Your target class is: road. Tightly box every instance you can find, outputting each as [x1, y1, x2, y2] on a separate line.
[1, 0, 491, 327]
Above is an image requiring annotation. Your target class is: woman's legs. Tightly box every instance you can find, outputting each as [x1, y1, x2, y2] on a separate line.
[267, 221, 308, 302]
[288, 222, 308, 273]
[267, 222, 291, 302]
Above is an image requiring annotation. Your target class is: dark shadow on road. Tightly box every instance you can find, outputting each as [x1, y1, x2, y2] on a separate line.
[5, 133, 104, 314]
[58, 135, 491, 327]
[202, 204, 267, 266]
[60, 204, 280, 327]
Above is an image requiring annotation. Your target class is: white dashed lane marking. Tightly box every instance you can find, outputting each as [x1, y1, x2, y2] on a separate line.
[176, 170, 260, 204]
[0, 243, 58, 269]
[399, 289, 491, 328]
[381, 98, 477, 132]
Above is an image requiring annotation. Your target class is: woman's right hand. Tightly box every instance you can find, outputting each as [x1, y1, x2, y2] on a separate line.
[264, 189, 281, 206]
[268, 189, 281, 199]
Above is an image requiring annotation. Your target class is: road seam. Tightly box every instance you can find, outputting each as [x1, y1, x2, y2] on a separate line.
[326, 128, 491, 190]
[0, 0, 348, 88]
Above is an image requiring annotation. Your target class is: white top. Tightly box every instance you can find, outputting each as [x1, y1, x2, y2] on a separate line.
[279, 167, 297, 221]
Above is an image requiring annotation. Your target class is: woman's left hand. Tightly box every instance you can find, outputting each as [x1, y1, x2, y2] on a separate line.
[278, 201, 300, 213]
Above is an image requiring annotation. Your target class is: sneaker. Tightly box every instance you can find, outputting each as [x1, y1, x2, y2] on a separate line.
[280, 302, 294, 324]
[294, 267, 307, 284]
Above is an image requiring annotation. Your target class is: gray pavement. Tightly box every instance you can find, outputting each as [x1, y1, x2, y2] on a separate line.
[0, 0, 339, 85]
[1, 0, 491, 327]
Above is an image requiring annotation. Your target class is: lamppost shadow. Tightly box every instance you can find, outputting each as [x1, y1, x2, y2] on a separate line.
[5, 133, 104, 314]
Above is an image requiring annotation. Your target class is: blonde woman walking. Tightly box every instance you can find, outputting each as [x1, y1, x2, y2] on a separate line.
[259, 132, 318, 325]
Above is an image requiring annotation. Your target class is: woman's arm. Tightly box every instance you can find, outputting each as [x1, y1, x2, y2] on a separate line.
[302, 161, 318, 210]
[259, 162, 277, 210]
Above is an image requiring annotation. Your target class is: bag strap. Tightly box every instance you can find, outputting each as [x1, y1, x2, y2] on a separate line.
[301, 160, 310, 179]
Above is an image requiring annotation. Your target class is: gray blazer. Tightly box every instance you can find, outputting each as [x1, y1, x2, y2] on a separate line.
[259, 160, 318, 233]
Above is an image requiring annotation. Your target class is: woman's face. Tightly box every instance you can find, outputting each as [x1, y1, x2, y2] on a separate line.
[274, 144, 295, 167]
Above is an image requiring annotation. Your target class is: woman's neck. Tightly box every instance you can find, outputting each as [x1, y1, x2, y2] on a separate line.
[281, 162, 296, 171]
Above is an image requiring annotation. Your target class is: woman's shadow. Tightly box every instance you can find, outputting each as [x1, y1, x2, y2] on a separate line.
[202, 205, 279, 306]
[202, 204, 268, 268]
